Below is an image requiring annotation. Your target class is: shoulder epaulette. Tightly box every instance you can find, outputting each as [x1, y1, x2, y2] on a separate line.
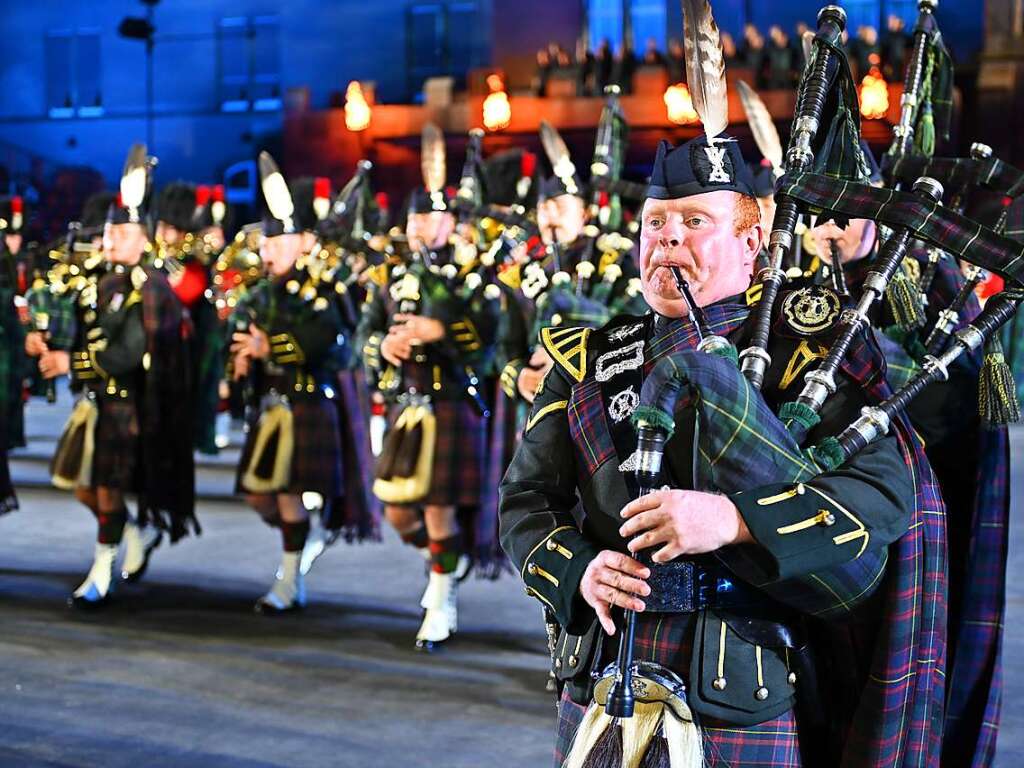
[539, 326, 590, 383]
[497, 264, 522, 290]
[366, 263, 390, 287]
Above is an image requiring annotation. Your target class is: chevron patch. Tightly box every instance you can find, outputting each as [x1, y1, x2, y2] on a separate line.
[540, 326, 590, 383]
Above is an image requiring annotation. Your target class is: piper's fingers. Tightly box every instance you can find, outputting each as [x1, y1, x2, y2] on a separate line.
[620, 491, 665, 518]
[618, 508, 664, 539]
[651, 542, 682, 564]
[626, 527, 672, 555]
[594, 601, 616, 636]
[598, 583, 646, 613]
[596, 568, 650, 598]
[602, 551, 651, 579]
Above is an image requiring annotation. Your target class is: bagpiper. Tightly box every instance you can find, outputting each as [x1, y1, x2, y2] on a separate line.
[29, 144, 198, 607]
[357, 123, 501, 650]
[229, 153, 349, 613]
[501, 5, 948, 765]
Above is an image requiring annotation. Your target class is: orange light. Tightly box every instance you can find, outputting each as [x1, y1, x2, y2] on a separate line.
[664, 83, 699, 125]
[344, 81, 371, 132]
[859, 67, 889, 120]
[483, 74, 511, 132]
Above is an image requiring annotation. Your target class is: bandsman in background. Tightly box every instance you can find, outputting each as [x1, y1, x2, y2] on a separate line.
[229, 153, 348, 613]
[28, 144, 197, 607]
[358, 124, 501, 651]
[152, 181, 226, 455]
[0, 195, 27, 515]
[499, 111, 647, 410]
[0, 194, 32, 449]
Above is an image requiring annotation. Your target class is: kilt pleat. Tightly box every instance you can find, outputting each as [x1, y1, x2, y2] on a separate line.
[383, 399, 487, 507]
[91, 398, 140, 490]
[237, 395, 343, 497]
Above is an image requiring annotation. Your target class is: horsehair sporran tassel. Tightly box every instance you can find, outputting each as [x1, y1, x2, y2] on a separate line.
[564, 700, 705, 768]
[885, 258, 926, 331]
[979, 336, 1021, 426]
[563, 703, 616, 768]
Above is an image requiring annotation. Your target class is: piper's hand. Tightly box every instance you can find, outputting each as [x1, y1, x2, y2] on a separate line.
[38, 350, 70, 379]
[380, 332, 412, 366]
[517, 366, 545, 403]
[393, 314, 445, 344]
[230, 324, 269, 360]
[231, 354, 250, 381]
[25, 331, 49, 358]
[579, 550, 651, 635]
[619, 489, 753, 563]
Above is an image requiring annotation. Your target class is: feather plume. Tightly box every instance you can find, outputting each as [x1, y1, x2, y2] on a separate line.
[421, 123, 446, 193]
[119, 143, 149, 212]
[682, 0, 729, 143]
[539, 120, 577, 182]
[801, 31, 815, 66]
[258, 151, 295, 225]
[737, 80, 784, 175]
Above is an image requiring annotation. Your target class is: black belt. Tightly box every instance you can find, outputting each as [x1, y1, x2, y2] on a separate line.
[643, 558, 763, 614]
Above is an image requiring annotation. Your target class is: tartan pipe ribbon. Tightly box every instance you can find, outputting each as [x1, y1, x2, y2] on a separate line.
[882, 154, 1024, 201]
[779, 171, 1024, 286]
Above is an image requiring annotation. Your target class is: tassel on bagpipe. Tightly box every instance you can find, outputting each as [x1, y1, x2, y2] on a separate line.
[739, 5, 847, 390]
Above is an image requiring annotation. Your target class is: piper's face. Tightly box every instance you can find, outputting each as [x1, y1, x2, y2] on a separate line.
[103, 222, 148, 265]
[260, 233, 302, 277]
[406, 211, 455, 252]
[155, 221, 184, 246]
[810, 217, 875, 266]
[639, 190, 762, 317]
[4, 233, 22, 255]
[538, 194, 586, 245]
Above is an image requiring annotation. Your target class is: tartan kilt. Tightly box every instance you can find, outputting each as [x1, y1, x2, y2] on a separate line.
[91, 397, 140, 490]
[554, 612, 802, 768]
[236, 395, 343, 498]
[383, 399, 486, 507]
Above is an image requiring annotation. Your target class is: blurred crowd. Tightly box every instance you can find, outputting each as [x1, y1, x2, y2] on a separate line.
[533, 14, 913, 97]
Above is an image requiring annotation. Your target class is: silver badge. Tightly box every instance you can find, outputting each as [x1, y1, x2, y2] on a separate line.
[618, 450, 639, 473]
[609, 386, 640, 423]
[607, 323, 643, 343]
[704, 145, 731, 184]
[595, 341, 645, 382]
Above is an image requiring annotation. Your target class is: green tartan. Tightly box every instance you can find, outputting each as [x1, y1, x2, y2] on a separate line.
[803, 36, 870, 182]
[882, 155, 1024, 200]
[25, 287, 76, 350]
[779, 172, 1024, 286]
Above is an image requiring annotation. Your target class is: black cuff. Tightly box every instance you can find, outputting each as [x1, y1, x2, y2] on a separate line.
[727, 481, 871, 581]
[520, 526, 601, 631]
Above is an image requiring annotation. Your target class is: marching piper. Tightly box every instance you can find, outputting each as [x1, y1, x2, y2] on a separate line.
[358, 124, 501, 650]
[230, 153, 348, 613]
[30, 144, 198, 607]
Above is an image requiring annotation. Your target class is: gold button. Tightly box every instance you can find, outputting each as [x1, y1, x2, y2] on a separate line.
[546, 539, 558, 551]
[527, 563, 538, 576]
[821, 512, 836, 526]
[755, 686, 769, 701]
[568, 655, 578, 667]
[712, 677, 727, 691]
[787, 672, 797, 685]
